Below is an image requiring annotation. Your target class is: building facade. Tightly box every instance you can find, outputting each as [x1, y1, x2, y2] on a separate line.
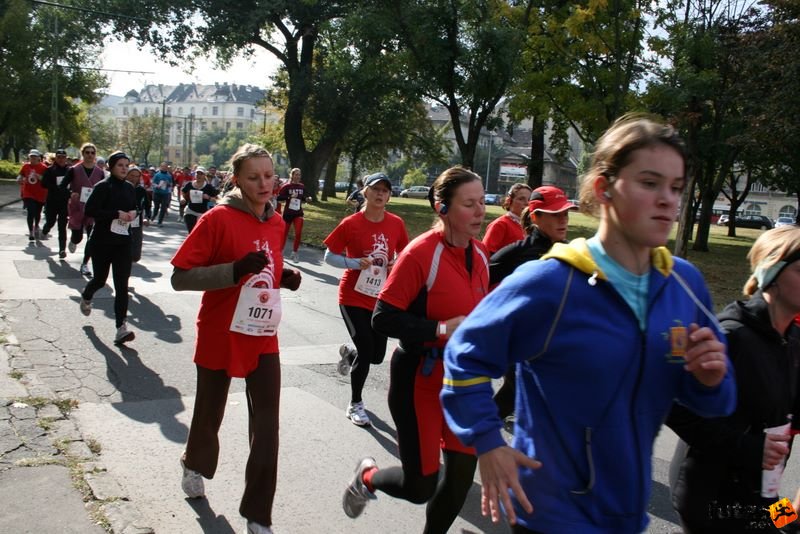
[115, 83, 267, 165]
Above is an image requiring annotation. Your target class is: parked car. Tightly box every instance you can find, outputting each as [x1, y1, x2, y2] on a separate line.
[716, 214, 729, 226]
[391, 185, 402, 197]
[484, 193, 502, 206]
[399, 185, 430, 199]
[729, 215, 774, 230]
[775, 216, 796, 228]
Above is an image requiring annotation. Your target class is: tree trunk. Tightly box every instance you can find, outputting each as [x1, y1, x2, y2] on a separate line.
[673, 174, 696, 258]
[726, 203, 737, 237]
[692, 189, 716, 253]
[528, 117, 545, 189]
[322, 147, 342, 201]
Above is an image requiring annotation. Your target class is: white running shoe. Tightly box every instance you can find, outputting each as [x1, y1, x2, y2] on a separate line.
[346, 401, 371, 427]
[342, 457, 377, 518]
[68, 241, 77, 253]
[290, 251, 299, 262]
[79, 298, 92, 316]
[180, 457, 205, 499]
[245, 520, 273, 534]
[79, 263, 92, 277]
[338, 344, 356, 376]
[114, 322, 135, 345]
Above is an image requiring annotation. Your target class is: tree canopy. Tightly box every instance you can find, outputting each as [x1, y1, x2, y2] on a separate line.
[0, 0, 105, 158]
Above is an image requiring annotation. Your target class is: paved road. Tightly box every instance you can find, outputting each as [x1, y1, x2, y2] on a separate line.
[1, 193, 799, 533]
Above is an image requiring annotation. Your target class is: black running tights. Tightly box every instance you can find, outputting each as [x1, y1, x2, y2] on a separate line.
[340, 304, 387, 404]
[82, 243, 132, 328]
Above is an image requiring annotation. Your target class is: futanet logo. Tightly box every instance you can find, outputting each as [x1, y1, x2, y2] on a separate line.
[769, 498, 798, 529]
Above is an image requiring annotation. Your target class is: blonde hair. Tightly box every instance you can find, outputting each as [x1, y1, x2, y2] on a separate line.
[79, 142, 96, 154]
[228, 144, 272, 178]
[743, 226, 800, 296]
[578, 113, 686, 217]
[502, 183, 532, 211]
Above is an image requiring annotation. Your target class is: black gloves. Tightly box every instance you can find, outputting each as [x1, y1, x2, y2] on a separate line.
[281, 268, 302, 291]
[233, 251, 269, 282]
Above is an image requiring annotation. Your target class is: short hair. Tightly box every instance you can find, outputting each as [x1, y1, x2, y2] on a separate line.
[578, 113, 687, 217]
[80, 143, 96, 154]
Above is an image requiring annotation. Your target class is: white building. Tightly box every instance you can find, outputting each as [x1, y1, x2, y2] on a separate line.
[115, 83, 268, 164]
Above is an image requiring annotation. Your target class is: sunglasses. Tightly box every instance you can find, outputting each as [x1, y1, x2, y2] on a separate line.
[83, 150, 96, 155]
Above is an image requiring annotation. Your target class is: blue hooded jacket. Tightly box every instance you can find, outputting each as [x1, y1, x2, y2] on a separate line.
[441, 238, 736, 533]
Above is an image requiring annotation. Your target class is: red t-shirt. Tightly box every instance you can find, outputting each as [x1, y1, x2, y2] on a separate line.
[19, 163, 49, 203]
[141, 171, 152, 191]
[171, 205, 286, 378]
[482, 212, 524, 255]
[323, 211, 409, 310]
[378, 229, 489, 349]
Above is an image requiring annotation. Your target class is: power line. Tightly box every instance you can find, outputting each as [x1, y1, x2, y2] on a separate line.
[30, 0, 149, 22]
[57, 64, 154, 75]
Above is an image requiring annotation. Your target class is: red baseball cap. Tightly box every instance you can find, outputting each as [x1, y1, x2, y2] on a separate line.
[528, 186, 577, 213]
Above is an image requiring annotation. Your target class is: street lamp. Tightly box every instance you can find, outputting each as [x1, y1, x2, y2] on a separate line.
[485, 130, 494, 191]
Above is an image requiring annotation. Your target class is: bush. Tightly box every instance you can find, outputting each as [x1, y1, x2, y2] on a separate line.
[0, 160, 20, 180]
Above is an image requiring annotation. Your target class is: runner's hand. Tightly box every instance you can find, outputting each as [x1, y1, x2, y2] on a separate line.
[763, 433, 791, 470]
[281, 268, 301, 291]
[683, 323, 727, 387]
[478, 446, 541, 524]
[233, 251, 269, 281]
[358, 257, 373, 270]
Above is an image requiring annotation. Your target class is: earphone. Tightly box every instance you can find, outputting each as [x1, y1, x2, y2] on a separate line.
[439, 203, 448, 215]
[603, 191, 612, 200]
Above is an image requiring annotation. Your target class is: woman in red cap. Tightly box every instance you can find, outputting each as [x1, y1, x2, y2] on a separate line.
[323, 172, 409, 427]
[488, 185, 578, 421]
[482, 183, 531, 256]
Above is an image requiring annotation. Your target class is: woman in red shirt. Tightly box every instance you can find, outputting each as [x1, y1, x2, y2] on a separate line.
[276, 168, 311, 262]
[17, 149, 49, 241]
[323, 172, 409, 426]
[342, 166, 489, 534]
[482, 183, 532, 255]
[171, 144, 301, 534]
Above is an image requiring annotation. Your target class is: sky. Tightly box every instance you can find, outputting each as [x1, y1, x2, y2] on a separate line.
[99, 38, 281, 96]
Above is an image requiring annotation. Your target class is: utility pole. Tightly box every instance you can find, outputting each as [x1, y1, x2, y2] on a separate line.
[485, 130, 494, 192]
[188, 113, 194, 166]
[159, 100, 166, 164]
[50, 15, 59, 148]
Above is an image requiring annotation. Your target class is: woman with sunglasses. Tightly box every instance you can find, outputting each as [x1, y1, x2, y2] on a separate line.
[482, 183, 532, 256]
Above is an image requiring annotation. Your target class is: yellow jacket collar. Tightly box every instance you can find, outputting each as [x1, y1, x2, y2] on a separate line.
[541, 238, 674, 279]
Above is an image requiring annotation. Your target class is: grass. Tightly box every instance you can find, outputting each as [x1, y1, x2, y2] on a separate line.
[303, 195, 758, 311]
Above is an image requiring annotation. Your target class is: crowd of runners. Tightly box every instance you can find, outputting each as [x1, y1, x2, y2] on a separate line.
[14, 113, 800, 534]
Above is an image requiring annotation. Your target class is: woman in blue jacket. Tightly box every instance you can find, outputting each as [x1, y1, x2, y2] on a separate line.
[441, 114, 737, 533]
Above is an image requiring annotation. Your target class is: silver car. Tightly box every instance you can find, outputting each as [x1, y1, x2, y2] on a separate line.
[400, 185, 430, 199]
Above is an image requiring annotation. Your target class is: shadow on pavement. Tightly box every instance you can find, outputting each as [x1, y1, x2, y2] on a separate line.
[131, 261, 164, 282]
[186, 498, 236, 534]
[128, 288, 183, 343]
[290, 261, 340, 286]
[83, 325, 189, 444]
[648, 479, 681, 524]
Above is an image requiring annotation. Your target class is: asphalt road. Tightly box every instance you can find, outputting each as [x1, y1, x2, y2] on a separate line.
[1, 196, 798, 533]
